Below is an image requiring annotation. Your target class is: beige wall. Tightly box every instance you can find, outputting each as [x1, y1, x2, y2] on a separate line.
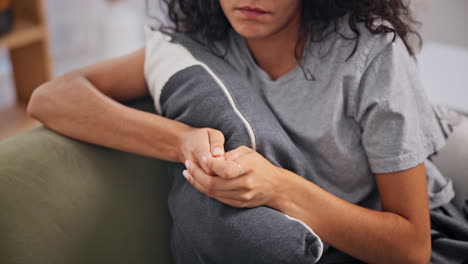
[415, 0, 468, 113]
[416, 0, 468, 48]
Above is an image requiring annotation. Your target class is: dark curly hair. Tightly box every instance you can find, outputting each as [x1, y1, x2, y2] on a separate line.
[156, 0, 421, 59]
[152, 0, 421, 80]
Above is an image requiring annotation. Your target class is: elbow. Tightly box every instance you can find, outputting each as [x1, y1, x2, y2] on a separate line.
[27, 81, 62, 123]
[405, 247, 431, 264]
[27, 82, 52, 120]
[27, 73, 80, 121]
[402, 232, 431, 264]
[413, 243, 431, 264]
[383, 221, 431, 264]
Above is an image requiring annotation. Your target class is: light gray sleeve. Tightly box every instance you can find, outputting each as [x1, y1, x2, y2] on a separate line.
[353, 36, 446, 174]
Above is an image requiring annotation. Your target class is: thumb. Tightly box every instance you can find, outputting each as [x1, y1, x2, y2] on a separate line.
[208, 129, 225, 157]
[224, 145, 252, 161]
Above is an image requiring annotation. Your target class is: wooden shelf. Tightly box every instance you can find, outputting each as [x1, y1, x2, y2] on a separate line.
[0, 0, 51, 140]
[0, 19, 45, 49]
[2, 0, 53, 104]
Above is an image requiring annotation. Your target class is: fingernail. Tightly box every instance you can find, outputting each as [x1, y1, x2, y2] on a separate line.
[182, 170, 189, 180]
[212, 147, 224, 156]
[185, 160, 191, 170]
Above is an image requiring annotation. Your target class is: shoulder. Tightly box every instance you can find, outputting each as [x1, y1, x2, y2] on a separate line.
[314, 14, 411, 73]
[323, 17, 423, 120]
[351, 17, 412, 72]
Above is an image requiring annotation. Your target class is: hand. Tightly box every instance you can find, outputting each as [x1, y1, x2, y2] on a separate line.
[179, 127, 226, 175]
[183, 146, 285, 208]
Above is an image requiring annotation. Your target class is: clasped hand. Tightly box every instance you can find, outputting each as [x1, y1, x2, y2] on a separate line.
[179, 127, 284, 208]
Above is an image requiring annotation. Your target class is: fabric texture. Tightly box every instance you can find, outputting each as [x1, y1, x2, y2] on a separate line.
[317, 105, 468, 263]
[214, 16, 454, 211]
[430, 202, 468, 263]
[431, 105, 468, 210]
[143, 14, 461, 262]
[144, 26, 323, 264]
[0, 98, 174, 264]
[429, 106, 468, 263]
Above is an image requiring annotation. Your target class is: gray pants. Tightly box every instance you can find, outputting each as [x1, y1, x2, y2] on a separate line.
[430, 201, 468, 263]
[168, 163, 322, 264]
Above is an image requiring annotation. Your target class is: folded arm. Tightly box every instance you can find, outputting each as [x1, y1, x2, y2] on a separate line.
[273, 162, 431, 264]
[26, 49, 193, 162]
[185, 147, 431, 264]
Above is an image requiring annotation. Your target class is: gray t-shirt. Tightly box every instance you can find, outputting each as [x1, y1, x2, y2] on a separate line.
[215, 20, 454, 210]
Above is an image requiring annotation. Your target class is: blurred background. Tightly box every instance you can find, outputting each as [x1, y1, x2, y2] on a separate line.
[0, 0, 467, 140]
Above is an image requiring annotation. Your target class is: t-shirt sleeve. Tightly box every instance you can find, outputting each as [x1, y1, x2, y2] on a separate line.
[353, 35, 446, 174]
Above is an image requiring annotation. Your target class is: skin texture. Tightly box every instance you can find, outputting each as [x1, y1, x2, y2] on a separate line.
[183, 1, 432, 263]
[219, 0, 305, 80]
[27, 49, 225, 170]
[27, 1, 431, 263]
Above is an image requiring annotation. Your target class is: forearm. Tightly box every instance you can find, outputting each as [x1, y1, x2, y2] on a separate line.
[271, 169, 430, 264]
[27, 76, 191, 163]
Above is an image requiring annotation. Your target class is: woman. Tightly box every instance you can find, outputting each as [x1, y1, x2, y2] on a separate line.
[27, 0, 468, 263]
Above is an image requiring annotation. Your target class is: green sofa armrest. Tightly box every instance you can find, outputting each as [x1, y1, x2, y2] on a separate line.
[0, 97, 174, 264]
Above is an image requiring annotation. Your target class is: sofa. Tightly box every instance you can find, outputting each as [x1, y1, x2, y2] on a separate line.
[0, 97, 467, 264]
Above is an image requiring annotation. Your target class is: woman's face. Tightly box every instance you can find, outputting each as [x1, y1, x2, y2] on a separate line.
[219, 0, 302, 40]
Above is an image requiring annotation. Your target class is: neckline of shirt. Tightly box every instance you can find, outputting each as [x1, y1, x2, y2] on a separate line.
[232, 30, 313, 85]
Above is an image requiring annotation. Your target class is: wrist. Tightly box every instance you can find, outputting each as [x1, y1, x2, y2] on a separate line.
[175, 123, 195, 163]
[268, 167, 299, 212]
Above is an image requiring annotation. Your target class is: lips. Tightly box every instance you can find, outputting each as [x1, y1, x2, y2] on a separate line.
[238, 6, 268, 18]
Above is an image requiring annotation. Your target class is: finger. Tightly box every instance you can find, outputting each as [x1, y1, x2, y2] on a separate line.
[183, 169, 214, 196]
[224, 145, 254, 161]
[188, 160, 245, 191]
[183, 169, 244, 198]
[190, 137, 215, 175]
[216, 197, 250, 208]
[197, 154, 225, 177]
[208, 158, 245, 179]
[229, 152, 256, 170]
[184, 170, 250, 207]
[208, 129, 225, 157]
[210, 147, 257, 179]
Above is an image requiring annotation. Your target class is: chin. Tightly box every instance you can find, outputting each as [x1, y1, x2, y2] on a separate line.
[232, 24, 275, 40]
